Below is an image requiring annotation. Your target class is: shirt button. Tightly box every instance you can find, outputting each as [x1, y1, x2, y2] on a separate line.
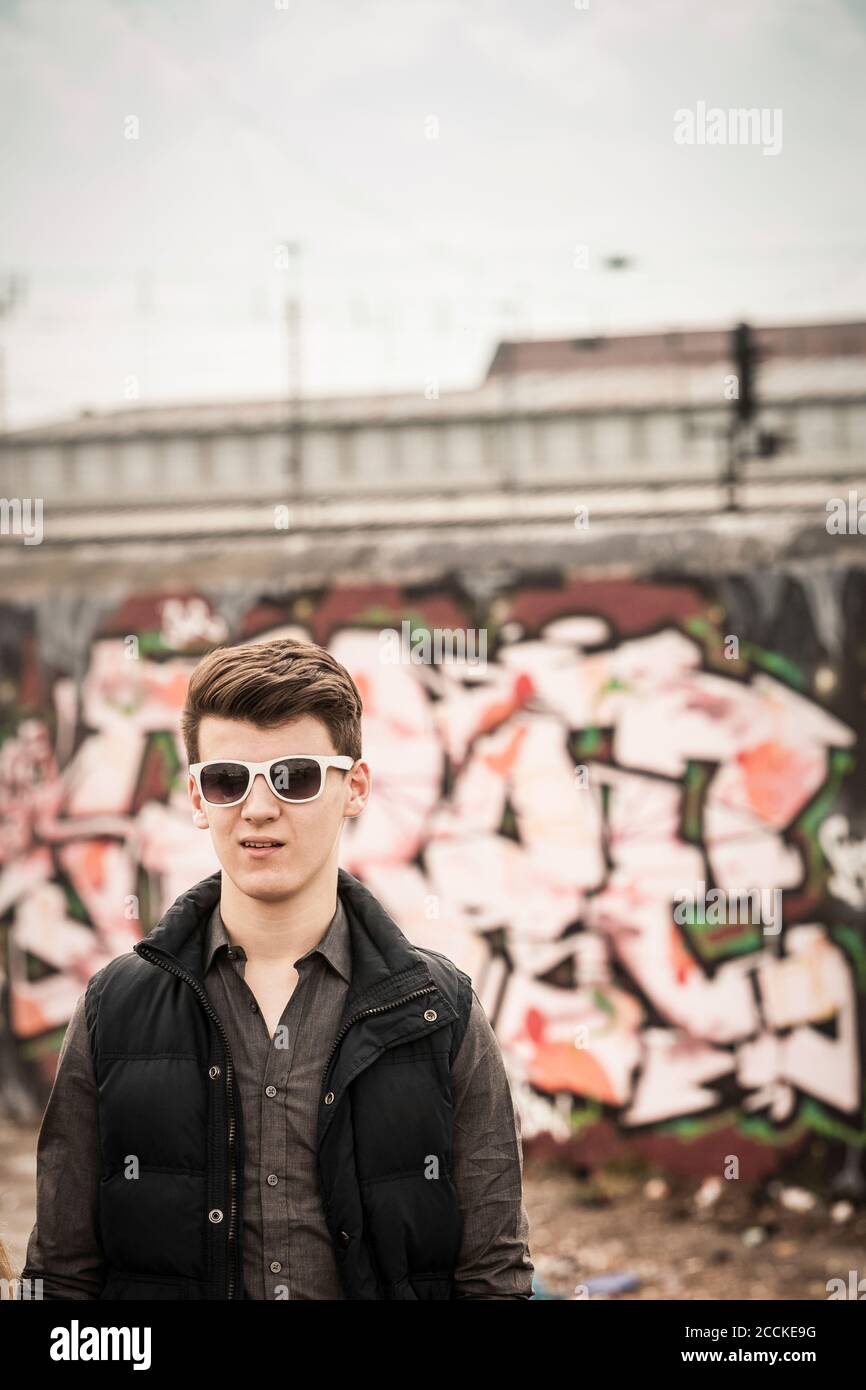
[267, 1174, 278, 1186]
[249, 1001, 258, 1013]
[208, 1209, 224, 1224]
[208, 1065, 221, 1079]
[324, 1091, 335, 1105]
[265, 1085, 277, 1098]
[338, 1231, 350, 1248]
[270, 1261, 282, 1274]
[424, 1009, 438, 1022]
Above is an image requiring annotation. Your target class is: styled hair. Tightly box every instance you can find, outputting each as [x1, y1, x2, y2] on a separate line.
[181, 638, 363, 764]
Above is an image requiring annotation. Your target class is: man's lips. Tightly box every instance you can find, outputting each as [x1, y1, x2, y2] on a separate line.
[238, 838, 285, 856]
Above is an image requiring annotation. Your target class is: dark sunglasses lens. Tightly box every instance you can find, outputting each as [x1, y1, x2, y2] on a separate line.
[200, 763, 250, 804]
[269, 758, 322, 801]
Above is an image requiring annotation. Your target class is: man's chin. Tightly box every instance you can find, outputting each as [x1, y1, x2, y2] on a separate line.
[225, 855, 308, 901]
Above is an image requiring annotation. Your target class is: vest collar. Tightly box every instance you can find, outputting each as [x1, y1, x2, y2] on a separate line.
[135, 867, 461, 1155]
[135, 866, 439, 1013]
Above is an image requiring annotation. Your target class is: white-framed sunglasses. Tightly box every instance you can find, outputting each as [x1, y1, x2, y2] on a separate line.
[189, 754, 355, 807]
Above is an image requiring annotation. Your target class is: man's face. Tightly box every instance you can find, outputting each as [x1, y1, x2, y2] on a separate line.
[189, 714, 368, 902]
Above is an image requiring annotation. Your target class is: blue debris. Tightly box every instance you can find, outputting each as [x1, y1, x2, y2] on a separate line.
[583, 1271, 641, 1296]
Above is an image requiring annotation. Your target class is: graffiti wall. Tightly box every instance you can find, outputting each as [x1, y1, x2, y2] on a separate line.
[1, 573, 864, 1177]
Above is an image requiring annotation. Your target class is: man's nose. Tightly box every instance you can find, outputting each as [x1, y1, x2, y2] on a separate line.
[241, 772, 280, 816]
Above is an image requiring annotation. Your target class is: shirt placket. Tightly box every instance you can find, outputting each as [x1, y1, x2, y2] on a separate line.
[253, 959, 313, 1299]
[223, 945, 303, 1297]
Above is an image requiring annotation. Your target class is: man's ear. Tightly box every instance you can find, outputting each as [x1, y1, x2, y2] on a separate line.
[343, 760, 372, 820]
[189, 773, 210, 830]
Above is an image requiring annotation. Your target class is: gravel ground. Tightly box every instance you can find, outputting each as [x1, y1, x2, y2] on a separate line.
[2, 1118, 863, 1300]
[523, 1160, 866, 1300]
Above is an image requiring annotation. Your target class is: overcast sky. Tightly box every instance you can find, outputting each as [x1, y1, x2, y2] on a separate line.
[1, 0, 865, 427]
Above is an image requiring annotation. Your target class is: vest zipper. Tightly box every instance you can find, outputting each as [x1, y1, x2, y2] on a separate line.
[136, 952, 438, 1290]
[135, 944, 240, 1300]
[320, 983, 438, 1091]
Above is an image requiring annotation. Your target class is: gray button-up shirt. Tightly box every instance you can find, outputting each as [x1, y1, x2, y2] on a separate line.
[23, 892, 534, 1300]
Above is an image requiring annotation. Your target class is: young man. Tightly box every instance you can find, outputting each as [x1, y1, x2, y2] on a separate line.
[23, 637, 535, 1300]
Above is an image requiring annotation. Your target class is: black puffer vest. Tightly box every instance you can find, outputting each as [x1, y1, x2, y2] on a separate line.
[84, 867, 473, 1300]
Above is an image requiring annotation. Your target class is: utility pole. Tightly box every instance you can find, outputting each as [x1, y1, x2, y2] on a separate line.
[726, 320, 758, 511]
[497, 298, 519, 492]
[282, 242, 303, 497]
[0, 273, 27, 434]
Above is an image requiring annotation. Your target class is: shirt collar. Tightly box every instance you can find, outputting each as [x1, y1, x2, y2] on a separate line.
[203, 892, 352, 984]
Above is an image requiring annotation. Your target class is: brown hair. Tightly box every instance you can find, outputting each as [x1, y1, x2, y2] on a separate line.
[181, 638, 363, 764]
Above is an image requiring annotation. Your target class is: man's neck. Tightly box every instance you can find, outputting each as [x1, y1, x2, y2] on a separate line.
[218, 860, 340, 965]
